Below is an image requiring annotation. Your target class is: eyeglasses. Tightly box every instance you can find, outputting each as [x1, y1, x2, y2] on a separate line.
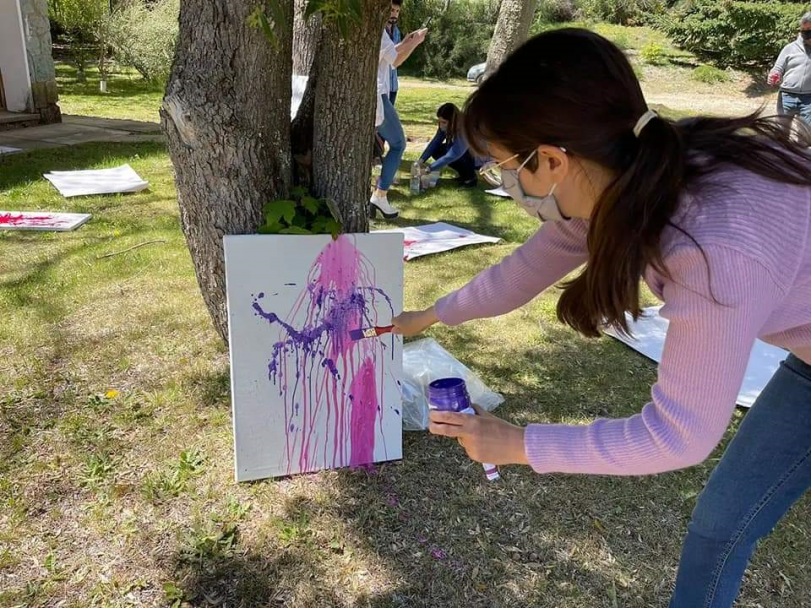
[478, 148, 568, 179]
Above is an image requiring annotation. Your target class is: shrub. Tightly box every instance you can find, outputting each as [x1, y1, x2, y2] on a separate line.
[665, 1, 807, 70]
[691, 64, 730, 84]
[106, 0, 179, 83]
[640, 41, 667, 64]
[537, 0, 583, 23]
[398, 0, 498, 80]
[584, 0, 667, 25]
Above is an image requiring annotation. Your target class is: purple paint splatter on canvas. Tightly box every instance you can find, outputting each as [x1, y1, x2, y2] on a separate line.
[252, 235, 395, 475]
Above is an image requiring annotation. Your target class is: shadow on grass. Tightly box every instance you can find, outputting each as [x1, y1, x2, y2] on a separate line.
[165, 318, 714, 607]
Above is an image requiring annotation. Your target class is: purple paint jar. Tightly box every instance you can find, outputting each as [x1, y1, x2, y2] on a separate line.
[428, 377, 500, 481]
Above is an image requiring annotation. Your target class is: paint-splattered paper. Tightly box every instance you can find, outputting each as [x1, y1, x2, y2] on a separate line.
[0, 210, 91, 231]
[224, 234, 404, 481]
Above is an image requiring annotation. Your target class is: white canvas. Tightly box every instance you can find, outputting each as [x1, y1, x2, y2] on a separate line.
[0, 210, 91, 231]
[604, 306, 788, 408]
[44, 164, 148, 197]
[485, 187, 511, 198]
[374, 222, 501, 261]
[224, 233, 404, 481]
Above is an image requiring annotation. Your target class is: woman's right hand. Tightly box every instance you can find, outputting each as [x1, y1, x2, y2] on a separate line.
[392, 306, 439, 337]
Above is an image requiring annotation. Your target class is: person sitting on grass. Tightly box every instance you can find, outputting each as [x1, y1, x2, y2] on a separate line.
[419, 103, 478, 188]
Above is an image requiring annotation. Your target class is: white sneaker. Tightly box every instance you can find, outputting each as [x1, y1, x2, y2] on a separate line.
[369, 192, 399, 219]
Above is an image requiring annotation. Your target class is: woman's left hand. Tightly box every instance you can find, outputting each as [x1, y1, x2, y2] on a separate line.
[429, 404, 529, 466]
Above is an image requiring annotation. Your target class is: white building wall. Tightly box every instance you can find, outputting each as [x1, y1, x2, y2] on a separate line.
[0, 0, 33, 112]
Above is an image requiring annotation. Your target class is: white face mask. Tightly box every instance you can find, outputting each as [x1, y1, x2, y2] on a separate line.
[499, 150, 568, 222]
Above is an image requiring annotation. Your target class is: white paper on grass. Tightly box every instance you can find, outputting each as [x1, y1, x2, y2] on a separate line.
[485, 187, 511, 198]
[604, 306, 788, 408]
[44, 164, 148, 197]
[224, 233, 404, 481]
[374, 222, 501, 261]
[0, 210, 91, 231]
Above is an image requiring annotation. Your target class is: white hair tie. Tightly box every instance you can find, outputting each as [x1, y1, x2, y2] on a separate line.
[633, 109, 658, 138]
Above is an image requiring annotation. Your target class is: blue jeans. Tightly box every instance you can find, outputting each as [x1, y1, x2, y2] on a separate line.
[389, 90, 398, 106]
[376, 95, 405, 192]
[670, 354, 811, 607]
[780, 92, 811, 126]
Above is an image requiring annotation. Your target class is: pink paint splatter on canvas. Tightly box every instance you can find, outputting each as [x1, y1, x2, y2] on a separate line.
[252, 235, 396, 475]
[0, 213, 64, 227]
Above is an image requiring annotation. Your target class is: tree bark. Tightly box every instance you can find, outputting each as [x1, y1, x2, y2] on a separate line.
[485, 0, 537, 75]
[292, 0, 322, 76]
[311, 0, 388, 233]
[161, 0, 293, 343]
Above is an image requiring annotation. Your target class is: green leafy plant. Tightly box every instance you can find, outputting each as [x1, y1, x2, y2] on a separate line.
[259, 187, 342, 237]
[80, 454, 114, 488]
[640, 42, 667, 65]
[162, 581, 186, 608]
[141, 449, 206, 501]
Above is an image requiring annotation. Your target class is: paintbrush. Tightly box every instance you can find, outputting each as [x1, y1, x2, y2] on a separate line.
[348, 325, 394, 341]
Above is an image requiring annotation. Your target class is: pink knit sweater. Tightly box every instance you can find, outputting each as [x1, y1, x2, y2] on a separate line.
[435, 166, 811, 475]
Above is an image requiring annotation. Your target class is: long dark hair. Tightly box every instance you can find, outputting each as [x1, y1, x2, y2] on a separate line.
[437, 102, 462, 142]
[463, 28, 811, 338]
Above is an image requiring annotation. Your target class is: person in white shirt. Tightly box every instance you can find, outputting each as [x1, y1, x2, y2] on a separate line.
[370, 26, 427, 219]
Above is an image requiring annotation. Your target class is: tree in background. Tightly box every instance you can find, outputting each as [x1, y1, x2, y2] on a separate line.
[47, 0, 110, 83]
[486, 0, 538, 75]
[106, 0, 179, 83]
[161, 0, 387, 342]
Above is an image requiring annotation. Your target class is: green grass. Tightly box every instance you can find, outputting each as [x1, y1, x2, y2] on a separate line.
[691, 65, 731, 85]
[0, 62, 807, 607]
[56, 62, 164, 122]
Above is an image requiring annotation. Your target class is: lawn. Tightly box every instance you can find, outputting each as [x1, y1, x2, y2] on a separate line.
[1, 37, 807, 608]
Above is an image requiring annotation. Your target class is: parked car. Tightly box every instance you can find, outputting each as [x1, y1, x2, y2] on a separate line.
[467, 62, 487, 85]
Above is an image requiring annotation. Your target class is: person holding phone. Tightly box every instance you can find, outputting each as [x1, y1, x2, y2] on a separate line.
[371, 20, 428, 218]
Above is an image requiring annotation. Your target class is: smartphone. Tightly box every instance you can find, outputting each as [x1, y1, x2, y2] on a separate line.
[421, 15, 433, 29]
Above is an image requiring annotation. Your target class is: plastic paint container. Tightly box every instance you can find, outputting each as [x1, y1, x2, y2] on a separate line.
[428, 377, 500, 481]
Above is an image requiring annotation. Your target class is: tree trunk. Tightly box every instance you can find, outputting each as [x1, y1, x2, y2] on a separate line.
[161, 0, 293, 343]
[292, 0, 321, 76]
[485, 0, 537, 75]
[311, 0, 388, 233]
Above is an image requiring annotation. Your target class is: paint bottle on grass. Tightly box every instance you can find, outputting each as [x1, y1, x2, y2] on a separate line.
[428, 377, 500, 481]
[410, 161, 422, 195]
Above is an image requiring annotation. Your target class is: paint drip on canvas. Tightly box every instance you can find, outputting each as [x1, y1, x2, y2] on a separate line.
[251, 235, 397, 475]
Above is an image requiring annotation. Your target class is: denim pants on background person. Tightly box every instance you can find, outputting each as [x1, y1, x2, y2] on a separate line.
[376, 95, 405, 191]
[669, 354, 811, 607]
[780, 92, 811, 126]
[389, 90, 398, 106]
